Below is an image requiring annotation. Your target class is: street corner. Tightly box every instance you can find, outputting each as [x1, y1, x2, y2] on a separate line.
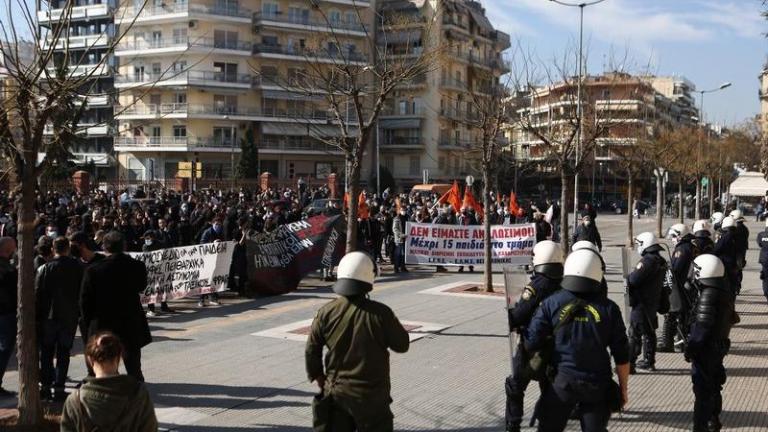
[252, 319, 451, 343]
[418, 280, 507, 300]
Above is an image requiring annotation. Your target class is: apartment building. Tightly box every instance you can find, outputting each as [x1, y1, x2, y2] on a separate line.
[759, 63, 768, 138]
[37, 0, 117, 176]
[112, 0, 370, 182]
[374, 0, 510, 186]
[646, 75, 698, 126]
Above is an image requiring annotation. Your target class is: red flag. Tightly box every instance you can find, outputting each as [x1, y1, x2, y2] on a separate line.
[509, 192, 520, 215]
[438, 181, 462, 213]
[462, 186, 484, 219]
[358, 192, 369, 219]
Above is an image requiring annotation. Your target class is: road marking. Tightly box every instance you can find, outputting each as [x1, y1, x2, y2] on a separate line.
[252, 320, 450, 343]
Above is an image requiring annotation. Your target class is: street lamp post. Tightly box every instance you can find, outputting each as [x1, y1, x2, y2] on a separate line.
[695, 82, 732, 219]
[549, 0, 607, 231]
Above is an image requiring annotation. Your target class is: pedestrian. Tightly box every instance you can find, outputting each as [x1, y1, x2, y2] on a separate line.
[142, 230, 173, 316]
[306, 252, 409, 431]
[0, 237, 17, 397]
[756, 219, 768, 302]
[627, 232, 667, 373]
[658, 224, 695, 353]
[392, 207, 409, 273]
[60, 332, 158, 432]
[505, 241, 563, 432]
[80, 231, 152, 382]
[526, 249, 629, 431]
[572, 214, 602, 251]
[34, 235, 53, 270]
[198, 217, 224, 306]
[684, 255, 734, 432]
[35, 236, 84, 401]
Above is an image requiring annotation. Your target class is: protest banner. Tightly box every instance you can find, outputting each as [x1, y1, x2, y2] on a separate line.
[405, 222, 536, 269]
[130, 241, 236, 304]
[246, 214, 346, 295]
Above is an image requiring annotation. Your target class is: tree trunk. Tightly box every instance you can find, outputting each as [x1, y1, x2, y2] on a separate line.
[694, 178, 702, 220]
[16, 166, 42, 424]
[627, 174, 634, 248]
[678, 179, 684, 224]
[482, 169, 493, 292]
[655, 169, 663, 238]
[345, 155, 360, 254]
[560, 171, 570, 252]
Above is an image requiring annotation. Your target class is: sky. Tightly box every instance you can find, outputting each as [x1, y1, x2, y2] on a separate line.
[483, 0, 766, 126]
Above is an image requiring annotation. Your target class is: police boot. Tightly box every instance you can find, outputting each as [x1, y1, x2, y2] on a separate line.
[708, 417, 722, 432]
[657, 314, 676, 353]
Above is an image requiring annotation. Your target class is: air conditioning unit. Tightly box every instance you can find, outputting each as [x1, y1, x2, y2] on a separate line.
[189, 20, 198, 29]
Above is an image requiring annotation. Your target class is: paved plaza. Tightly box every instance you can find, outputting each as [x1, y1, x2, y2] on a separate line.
[2, 214, 768, 431]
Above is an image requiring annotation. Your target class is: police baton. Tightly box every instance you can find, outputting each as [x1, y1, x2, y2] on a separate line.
[503, 265, 527, 374]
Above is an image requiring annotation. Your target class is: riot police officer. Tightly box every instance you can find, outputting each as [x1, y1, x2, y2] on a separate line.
[659, 224, 695, 353]
[730, 209, 749, 291]
[714, 216, 740, 295]
[526, 249, 629, 432]
[572, 240, 608, 297]
[628, 232, 667, 372]
[756, 219, 768, 301]
[685, 254, 734, 432]
[505, 241, 563, 432]
[710, 212, 724, 238]
[691, 220, 715, 257]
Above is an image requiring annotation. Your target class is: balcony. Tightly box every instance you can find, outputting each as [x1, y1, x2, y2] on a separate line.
[114, 136, 242, 152]
[316, 0, 370, 6]
[41, 34, 110, 51]
[115, 103, 333, 123]
[47, 63, 110, 77]
[115, 103, 189, 120]
[44, 123, 112, 137]
[253, 12, 367, 36]
[38, 2, 112, 25]
[253, 44, 368, 65]
[438, 138, 474, 150]
[380, 137, 422, 149]
[260, 139, 342, 153]
[114, 37, 252, 57]
[114, 2, 252, 25]
[454, 51, 508, 71]
[441, 78, 468, 92]
[381, 105, 425, 117]
[440, 107, 478, 122]
[114, 70, 253, 89]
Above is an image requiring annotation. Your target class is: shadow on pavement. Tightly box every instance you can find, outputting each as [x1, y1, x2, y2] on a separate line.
[175, 426, 310, 432]
[148, 382, 312, 411]
[617, 410, 768, 430]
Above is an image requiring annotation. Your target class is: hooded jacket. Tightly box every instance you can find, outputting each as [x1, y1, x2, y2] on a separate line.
[60, 375, 157, 432]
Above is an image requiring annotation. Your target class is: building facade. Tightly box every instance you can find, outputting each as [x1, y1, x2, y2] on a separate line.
[111, 0, 372, 183]
[759, 63, 768, 138]
[374, 0, 509, 186]
[37, 0, 117, 177]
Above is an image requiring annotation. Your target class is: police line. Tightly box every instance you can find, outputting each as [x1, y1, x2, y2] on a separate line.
[129, 241, 236, 304]
[405, 222, 537, 268]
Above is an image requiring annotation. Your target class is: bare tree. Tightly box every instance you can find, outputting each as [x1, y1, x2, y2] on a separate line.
[642, 126, 683, 236]
[0, 0, 151, 424]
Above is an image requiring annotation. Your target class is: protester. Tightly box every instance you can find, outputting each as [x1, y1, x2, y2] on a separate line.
[572, 214, 602, 252]
[35, 236, 84, 401]
[0, 237, 17, 397]
[60, 332, 158, 432]
[392, 207, 409, 273]
[142, 230, 173, 316]
[198, 217, 225, 306]
[80, 231, 151, 381]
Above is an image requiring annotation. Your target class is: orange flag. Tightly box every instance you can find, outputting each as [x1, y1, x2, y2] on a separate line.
[438, 181, 462, 213]
[358, 192, 369, 219]
[462, 186, 484, 219]
[509, 192, 520, 215]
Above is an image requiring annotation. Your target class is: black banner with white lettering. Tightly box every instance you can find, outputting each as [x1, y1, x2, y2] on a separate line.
[246, 214, 346, 295]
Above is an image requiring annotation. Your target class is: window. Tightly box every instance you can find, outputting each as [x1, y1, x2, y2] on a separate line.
[213, 95, 238, 113]
[172, 126, 186, 137]
[151, 31, 162, 47]
[172, 27, 187, 44]
[214, 30, 238, 49]
[329, 10, 341, 24]
[345, 11, 358, 24]
[261, 2, 278, 16]
[172, 61, 187, 72]
[173, 93, 186, 104]
[151, 63, 161, 75]
[213, 62, 238, 80]
[261, 65, 278, 83]
[213, 127, 236, 146]
[150, 126, 161, 138]
[438, 156, 445, 171]
[288, 7, 309, 24]
[384, 156, 394, 172]
[601, 90, 611, 99]
[409, 156, 420, 176]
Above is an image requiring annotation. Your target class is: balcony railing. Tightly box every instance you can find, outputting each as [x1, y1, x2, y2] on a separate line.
[114, 70, 253, 86]
[381, 105, 425, 117]
[254, 12, 366, 33]
[116, 103, 189, 116]
[382, 137, 421, 147]
[114, 136, 238, 149]
[441, 78, 467, 91]
[438, 138, 474, 149]
[41, 34, 110, 51]
[38, 2, 112, 23]
[260, 139, 340, 152]
[116, 2, 252, 22]
[115, 37, 252, 53]
[253, 44, 368, 63]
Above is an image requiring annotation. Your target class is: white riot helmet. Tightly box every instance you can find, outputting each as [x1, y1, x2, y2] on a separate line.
[721, 216, 736, 230]
[634, 232, 660, 255]
[532, 240, 564, 279]
[333, 251, 375, 296]
[729, 209, 744, 222]
[693, 220, 711, 237]
[710, 212, 724, 226]
[667, 223, 690, 244]
[572, 240, 599, 254]
[691, 254, 726, 289]
[765, 218, 768, 228]
[561, 249, 604, 293]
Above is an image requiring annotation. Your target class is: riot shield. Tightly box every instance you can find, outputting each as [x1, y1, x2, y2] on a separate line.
[620, 247, 633, 328]
[503, 265, 529, 374]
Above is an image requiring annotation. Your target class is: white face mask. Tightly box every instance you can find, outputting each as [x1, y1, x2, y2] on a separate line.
[145, 239, 153, 246]
[584, 220, 591, 227]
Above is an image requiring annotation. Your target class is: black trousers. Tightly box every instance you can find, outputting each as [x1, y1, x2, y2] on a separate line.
[123, 347, 144, 382]
[39, 320, 77, 391]
[629, 308, 656, 366]
[505, 348, 548, 430]
[691, 353, 726, 431]
[537, 376, 610, 432]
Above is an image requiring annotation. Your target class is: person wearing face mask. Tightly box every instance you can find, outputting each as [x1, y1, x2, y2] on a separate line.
[457, 207, 478, 273]
[392, 208, 409, 273]
[142, 231, 173, 317]
[198, 218, 225, 307]
[572, 214, 602, 252]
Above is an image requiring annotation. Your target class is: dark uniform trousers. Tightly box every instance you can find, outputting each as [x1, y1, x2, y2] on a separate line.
[327, 394, 394, 432]
[537, 374, 610, 432]
[692, 348, 727, 431]
[762, 270, 768, 301]
[504, 344, 549, 429]
[629, 306, 656, 365]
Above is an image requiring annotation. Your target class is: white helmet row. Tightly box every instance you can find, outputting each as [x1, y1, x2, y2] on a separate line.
[691, 254, 726, 289]
[634, 232, 660, 255]
[561, 249, 604, 293]
[721, 216, 736, 230]
[333, 251, 375, 296]
[692, 220, 711, 237]
[729, 209, 744, 222]
[710, 212, 724, 226]
[667, 223, 690, 244]
[532, 240, 564, 279]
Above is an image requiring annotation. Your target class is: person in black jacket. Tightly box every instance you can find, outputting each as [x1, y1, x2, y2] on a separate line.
[729, 210, 749, 293]
[756, 220, 768, 301]
[714, 217, 740, 295]
[572, 214, 602, 251]
[0, 237, 17, 397]
[80, 231, 151, 382]
[198, 218, 225, 306]
[659, 224, 695, 353]
[36, 236, 84, 401]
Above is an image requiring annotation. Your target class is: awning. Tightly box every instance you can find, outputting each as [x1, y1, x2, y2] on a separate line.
[379, 118, 421, 129]
[261, 90, 322, 102]
[261, 123, 310, 136]
[729, 172, 768, 197]
[309, 125, 359, 138]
